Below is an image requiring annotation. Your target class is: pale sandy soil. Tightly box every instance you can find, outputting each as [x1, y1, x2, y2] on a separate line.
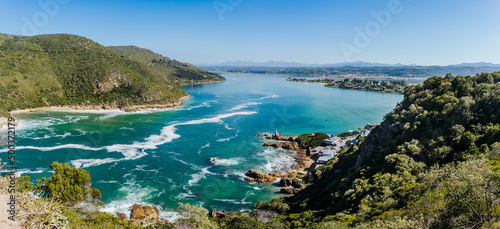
[10, 95, 190, 115]
[0, 193, 22, 229]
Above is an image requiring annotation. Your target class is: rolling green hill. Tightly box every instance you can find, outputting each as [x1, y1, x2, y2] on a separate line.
[0, 33, 188, 117]
[108, 46, 225, 86]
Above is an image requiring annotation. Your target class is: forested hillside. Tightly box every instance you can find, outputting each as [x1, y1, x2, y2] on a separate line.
[0, 33, 188, 117]
[109, 46, 225, 86]
[259, 72, 500, 228]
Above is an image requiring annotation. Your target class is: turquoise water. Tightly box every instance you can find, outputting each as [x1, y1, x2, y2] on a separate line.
[1, 73, 402, 220]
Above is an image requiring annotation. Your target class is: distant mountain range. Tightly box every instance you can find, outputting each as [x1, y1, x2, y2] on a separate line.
[202, 61, 500, 68]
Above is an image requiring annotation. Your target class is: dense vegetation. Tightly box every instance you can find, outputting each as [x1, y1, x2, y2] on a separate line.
[257, 72, 500, 228]
[0, 33, 188, 117]
[109, 46, 225, 86]
[297, 132, 329, 147]
[35, 162, 102, 205]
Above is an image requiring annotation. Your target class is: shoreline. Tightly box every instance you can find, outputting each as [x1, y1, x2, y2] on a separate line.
[256, 133, 315, 175]
[10, 95, 190, 115]
[0, 95, 190, 129]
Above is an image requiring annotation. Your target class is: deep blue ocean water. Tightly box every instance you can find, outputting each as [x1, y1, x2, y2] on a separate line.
[1, 73, 403, 220]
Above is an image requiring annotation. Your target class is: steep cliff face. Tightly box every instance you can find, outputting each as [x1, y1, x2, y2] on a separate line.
[0, 33, 188, 116]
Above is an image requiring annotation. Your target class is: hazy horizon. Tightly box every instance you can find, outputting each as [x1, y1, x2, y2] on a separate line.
[1, 0, 499, 66]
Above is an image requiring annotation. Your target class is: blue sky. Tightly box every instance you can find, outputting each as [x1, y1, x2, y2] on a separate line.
[1, 0, 499, 65]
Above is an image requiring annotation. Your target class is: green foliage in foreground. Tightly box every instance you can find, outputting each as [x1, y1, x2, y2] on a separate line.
[109, 46, 225, 86]
[62, 207, 141, 229]
[35, 162, 102, 205]
[257, 72, 500, 228]
[0, 33, 188, 117]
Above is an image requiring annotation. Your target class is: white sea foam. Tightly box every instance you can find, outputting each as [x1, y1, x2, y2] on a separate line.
[13, 168, 46, 177]
[263, 148, 298, 174]
[175, 189, 196, 200]
[101, 179, 182, 223]
[17, 115, 89, 131]
[210, 157, 240, 166]
[9, 110, 258, 168]
[0, 144, 105, 153]
[185, 100, 215, 111]
[228, 102, 261, 111]
[95, 180, 118, 184]
[188, 167, 215, 186]
[198, 142, 211, 154]
[132, 164, 158, 173]
[248, 93, 279, 101]
[214, 199, 252, 205]
[119, 127, 135, 131]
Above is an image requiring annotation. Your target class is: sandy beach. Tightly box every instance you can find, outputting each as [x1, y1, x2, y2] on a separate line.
[0, 117, 7, 129]
[0, 96, 191, 129]
[11, 95, 190, 115]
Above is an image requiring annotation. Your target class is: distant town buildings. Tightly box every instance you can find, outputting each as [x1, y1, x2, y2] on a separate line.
[311, 123, 380, 170]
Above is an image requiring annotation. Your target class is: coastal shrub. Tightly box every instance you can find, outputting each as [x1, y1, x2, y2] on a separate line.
[297, 132, 329, 147]
[176, 202, 219, 229]
[226, 216, 264, 229]
[62, 207, 138, 229]
[35, 162, 101, 205]
[16, 175, 34, 193]
[17, 192, 69, 228]
[260, 198, 290, 214]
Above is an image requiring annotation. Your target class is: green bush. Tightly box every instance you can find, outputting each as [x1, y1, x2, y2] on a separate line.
[35, 162, 100, 205]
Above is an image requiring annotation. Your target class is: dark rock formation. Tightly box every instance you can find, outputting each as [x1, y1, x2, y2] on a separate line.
[279, 178, 304, 188]
[245, 170, 277, 183]
[280, 188, 303, 194]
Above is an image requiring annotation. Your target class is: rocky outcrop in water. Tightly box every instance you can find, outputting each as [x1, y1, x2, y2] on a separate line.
[127, 204, 160, 227]
[279, 178, 302, 187]
[245, 170, 277, 183]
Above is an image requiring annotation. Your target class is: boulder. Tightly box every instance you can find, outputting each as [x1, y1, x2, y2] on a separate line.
[280, 178, 293, 187]
[244, 177, 255, 182]
[257, 133, 264, 137]
[245, 170, 277, 183]
[116, 212, 127, 221]
[291, 179, 301, 188]
[129, 204, 145, 220]
[280, 188, 302, 194]
[211, 210, 226, 218]
[129, 204, 160, 226]
[143, 206, 160, 221]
